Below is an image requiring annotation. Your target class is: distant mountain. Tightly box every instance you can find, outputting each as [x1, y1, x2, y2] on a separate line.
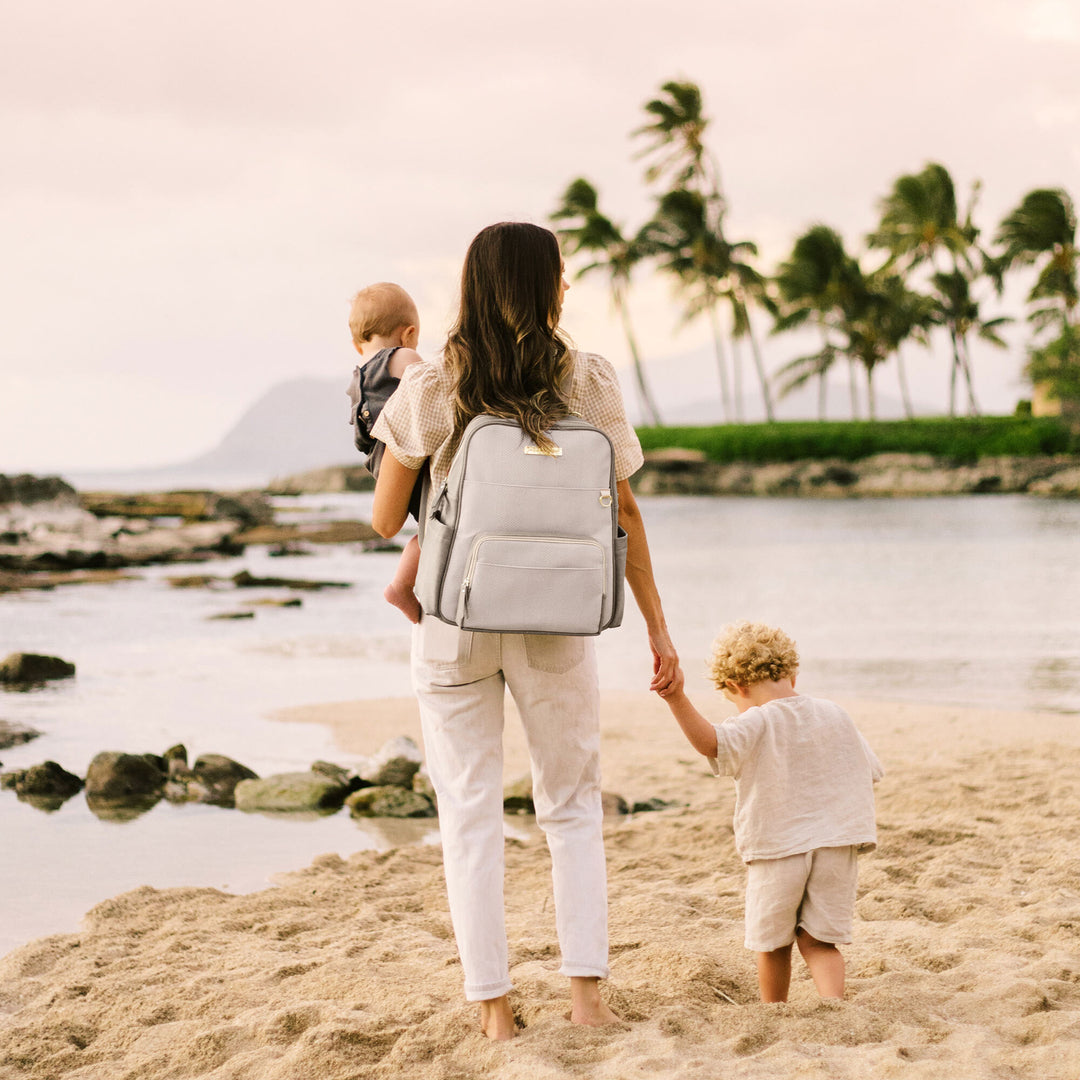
[179, 377, 354, 478]
[79, 340, 1017, 492]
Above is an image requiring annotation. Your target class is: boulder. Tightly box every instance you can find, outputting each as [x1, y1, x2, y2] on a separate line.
[363, 736, 422, 789]
[0, 720, 42, 750]
[503, 774, 534, 814]
[190, 754, 258, 805]
[0, 652, 76, 686]
[601, 792, 629, 816]
[0, 474, 78, 507]
[630, 797, 681, 814]
[85, 751, 165, 800]
[346, 786, 436, 819]
[234, 771, 349, 812]
[412, 770, 436, 803]
[14, 760, 83, 800]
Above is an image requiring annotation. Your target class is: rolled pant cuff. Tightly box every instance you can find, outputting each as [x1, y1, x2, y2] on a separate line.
[464, 978, 514, 1002]
[558, 963, 610, 980]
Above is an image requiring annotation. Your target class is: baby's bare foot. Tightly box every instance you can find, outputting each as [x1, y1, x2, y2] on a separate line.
[479, 996, 517, 1040]
[384, 581, 421, 623]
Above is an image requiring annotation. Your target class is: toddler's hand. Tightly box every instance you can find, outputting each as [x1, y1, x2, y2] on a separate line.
[656, 665, 685, 700]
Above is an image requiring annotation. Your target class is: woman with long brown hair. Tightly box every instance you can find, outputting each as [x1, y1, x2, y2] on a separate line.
[371, 221, 677, 1039]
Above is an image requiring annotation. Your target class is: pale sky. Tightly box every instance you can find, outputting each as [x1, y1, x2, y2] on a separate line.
[2, 0, 1078, 471]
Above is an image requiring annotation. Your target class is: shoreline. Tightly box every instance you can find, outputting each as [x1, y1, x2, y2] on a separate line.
[4, 693, 1079, 1078]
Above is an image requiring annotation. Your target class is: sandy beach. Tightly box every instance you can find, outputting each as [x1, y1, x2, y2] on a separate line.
[2, 691, 1079, 1079]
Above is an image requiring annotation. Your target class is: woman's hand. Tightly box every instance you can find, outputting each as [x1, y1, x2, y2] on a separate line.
[648, 626, 679, 694]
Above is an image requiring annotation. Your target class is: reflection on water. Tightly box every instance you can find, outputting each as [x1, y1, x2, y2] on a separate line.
[2, 491, 1078, 956]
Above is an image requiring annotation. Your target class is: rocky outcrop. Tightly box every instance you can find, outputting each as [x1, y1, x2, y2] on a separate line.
[85, 751, 166, 801]
[0, 474, 249, 575]
[0, 720, 42, 750]
[7, 760, 83, 800]
[79, 490, 274, 529]
[632, 450, 1080, 498]
[234, 770, 352, 813]
[268, 465, 374, 496]
[346, 786, 437, 819]
[0, 652, 76, 686]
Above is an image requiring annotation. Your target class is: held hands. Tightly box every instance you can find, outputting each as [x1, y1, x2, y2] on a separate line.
[648, 628, 679, 696]
[656, 664, 685, 701]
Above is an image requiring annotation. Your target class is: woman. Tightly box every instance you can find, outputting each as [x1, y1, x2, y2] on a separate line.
[371, 222, 677, 1039]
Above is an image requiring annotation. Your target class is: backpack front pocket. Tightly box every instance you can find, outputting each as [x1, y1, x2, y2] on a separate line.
[457, 535, 606, 635]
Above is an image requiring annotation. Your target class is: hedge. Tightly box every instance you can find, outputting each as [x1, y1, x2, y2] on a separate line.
[634, 416, 1077, 465]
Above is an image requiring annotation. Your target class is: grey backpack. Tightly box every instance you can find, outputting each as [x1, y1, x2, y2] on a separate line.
[415, 415, 627, 635]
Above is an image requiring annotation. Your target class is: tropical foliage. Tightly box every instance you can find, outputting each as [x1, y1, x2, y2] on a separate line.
[550, 79, 1080, 425]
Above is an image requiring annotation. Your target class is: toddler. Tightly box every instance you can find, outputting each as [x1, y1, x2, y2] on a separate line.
[658, 622, 883, 1003]
[346, 282, 424, 623]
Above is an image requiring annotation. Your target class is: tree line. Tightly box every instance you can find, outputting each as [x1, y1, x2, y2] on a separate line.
[551, 80, 1079, 426]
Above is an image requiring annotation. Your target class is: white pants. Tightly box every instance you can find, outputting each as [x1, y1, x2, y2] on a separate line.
[412, 615, 609, 1001]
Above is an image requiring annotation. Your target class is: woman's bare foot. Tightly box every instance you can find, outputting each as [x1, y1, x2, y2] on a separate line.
[569, 976, 621, 1026]
[479, 995, 517, 1040]
[384, 580, 421, 623]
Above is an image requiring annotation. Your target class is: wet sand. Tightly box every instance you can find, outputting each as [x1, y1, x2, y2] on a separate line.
[2, 693, 1079, 1079]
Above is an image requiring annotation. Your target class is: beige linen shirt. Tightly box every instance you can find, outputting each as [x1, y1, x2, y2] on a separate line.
[708, 695, 884, 863]
[370, 351, 644, 489]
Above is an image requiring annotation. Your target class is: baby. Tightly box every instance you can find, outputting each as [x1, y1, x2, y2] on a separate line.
[658, 621, 883, 1003]
[346, 282, 424, 623]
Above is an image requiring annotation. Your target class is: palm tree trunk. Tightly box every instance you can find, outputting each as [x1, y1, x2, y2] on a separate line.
[744, 308, 775, 421]
[947, 328, 961, 417]
[730, 336, 745, 423]
[959, 334, 980, 416]
[817, 327, 830, 421]
[847, 356, 860, 419]
[865, 363, 877, 420]
[707, 302, 733, 422]
[896, 347, 914, 418]
[613, 288, 663, 426]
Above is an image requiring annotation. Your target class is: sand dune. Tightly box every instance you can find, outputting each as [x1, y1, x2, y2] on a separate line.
[2, 695, 1079, 1079]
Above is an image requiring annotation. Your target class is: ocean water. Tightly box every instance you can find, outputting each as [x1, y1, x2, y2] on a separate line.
[1, 493, 1078, 957]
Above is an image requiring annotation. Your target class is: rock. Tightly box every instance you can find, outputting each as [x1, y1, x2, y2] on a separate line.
[345, 786, 437, 818]
[0, 771, 21, 790]
[233, 521, 380, 546]
[78, 489, 273, 528]
[267, 465, 375, 496]
[85, 751, 165, 800]
[310, 760, 359, 788]
[412, 770, 436, 802]
[234, 771, 349, 812]
[0, 475, 78, 507]
[245, 597, 303, 608]
[167, 574, 229, 589]
[363, 736, 422, 788]
[630, 797, 681, 814]
[231, 570, 352, 591]
[207, 611, 256, 620]
[503, 774, 534, 814]
[601, 792, 629, 816]
[0, 652, 76, 686]
[163, 744, 188, 770]
[0, 720, 42, 750]
[14, 760, 83, 800]
[190, 754, 258, 805]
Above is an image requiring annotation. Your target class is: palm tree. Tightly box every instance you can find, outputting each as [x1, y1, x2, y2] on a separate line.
[995, 188, 1078, 336]
[551, 178, 663, 426]
[995, 188, 1078, 413]
[928, 269, 1011, 415]
[868, 162, 994, 415]
[773, 225, 861, 418]
[644, 187, 776, 421]
[634, 80, 722, 199]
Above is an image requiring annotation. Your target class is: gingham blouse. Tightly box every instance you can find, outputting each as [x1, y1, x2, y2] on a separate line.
[371, 351, 644, 489]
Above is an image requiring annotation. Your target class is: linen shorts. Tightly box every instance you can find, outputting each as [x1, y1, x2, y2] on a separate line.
[743, 845, 859, 952]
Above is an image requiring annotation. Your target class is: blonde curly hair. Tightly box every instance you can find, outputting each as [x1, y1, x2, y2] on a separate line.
[707, 622, 799, 689]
